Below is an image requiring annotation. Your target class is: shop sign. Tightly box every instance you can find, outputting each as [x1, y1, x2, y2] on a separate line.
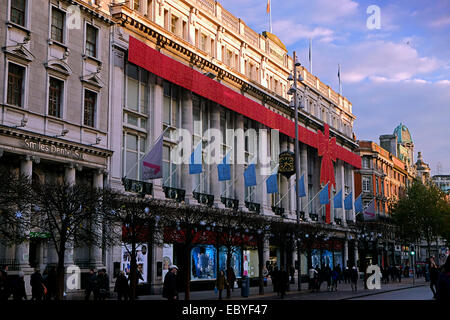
[278, 151, 295, 178]
[24, 139, 84, 160]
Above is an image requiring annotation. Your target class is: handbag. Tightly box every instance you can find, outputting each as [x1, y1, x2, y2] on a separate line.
[42, 284, 48, 295]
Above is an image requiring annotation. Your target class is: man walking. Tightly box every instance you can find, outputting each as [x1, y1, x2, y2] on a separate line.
[350, 265, 358, 292]
[30, 268, 45, 301]
[162, 265, 178, 300]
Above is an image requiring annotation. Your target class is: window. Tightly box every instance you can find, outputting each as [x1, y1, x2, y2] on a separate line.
[163, 81, 180, 131]
[126, 64, 148, 114]
[7, 63, 25, 107]
[182, 21, 187, 40]
[171, 15, 178, 35]
[375, 177, 379, 194]
[225, 49, 233, 67]
[164, 10, 169, 29]
[192, 95, 210, 193]
[51, 7, 65, 43]
[362, 176, 371, 192]
[123, 133, 146, 180]
[362, 156, 370, 169]
[163, 145, 178, 187]
[133, 0, 140, 11]
[10, 0, 26, 26]
[85, 25, 98, 58]
[48, 77, 63, 118]
[84, 90, 97, 127]
[200, 33, 207, 52]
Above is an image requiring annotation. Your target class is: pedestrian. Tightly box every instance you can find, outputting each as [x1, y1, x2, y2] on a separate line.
[350, 265, 358, 292]
[0, 269, 9, 301]
[45, 267, 57, 300]
[436, 255, 450, 300]
[85, 268, 97, 300]
[343, 265, 350, 284]
[316, 265, 323, 291]
[425, 259, 430, 282]
[324, 265, 332, 292]
[12, 271, 27, 301]
[278, 267, 289, 299]
[30, 268, 45, 301]
[430, 256, 439, 299]
[271, 267, 279, 296]
[227, 268, 236, 292]
[308, 265, 318, 292]
[289, 265, 295, 285]
[216, 270, 228, 300]
[396, 265, 402, 283]
[162, 265, 178, 300]
[331, 268, 339, 292]
[335, 264, 342, 284]
[262, 266, 269, 287]
[97, 268, 109, 300]
[114, 271, 129, 301]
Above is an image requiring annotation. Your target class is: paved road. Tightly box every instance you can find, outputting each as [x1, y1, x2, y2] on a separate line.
[349, 285, 434, 300]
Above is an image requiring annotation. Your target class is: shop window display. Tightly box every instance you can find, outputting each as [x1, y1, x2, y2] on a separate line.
[191, 245, 217, 280]
[219, 247, 242, 278]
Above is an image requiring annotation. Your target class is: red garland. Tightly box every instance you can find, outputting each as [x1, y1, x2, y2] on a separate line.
[128, 36, 361, 169]
[317, 124, 337, 224]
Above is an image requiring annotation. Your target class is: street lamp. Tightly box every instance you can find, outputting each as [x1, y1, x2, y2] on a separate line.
[289, 51, 303, 291]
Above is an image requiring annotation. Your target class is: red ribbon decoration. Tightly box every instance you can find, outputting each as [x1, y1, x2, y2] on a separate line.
[317, 123, 337, 224]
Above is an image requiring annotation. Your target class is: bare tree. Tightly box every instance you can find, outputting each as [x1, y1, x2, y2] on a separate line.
[29, 181, 101, 300]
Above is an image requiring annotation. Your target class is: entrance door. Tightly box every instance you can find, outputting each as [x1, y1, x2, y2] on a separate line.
[29, 239, 40, 268]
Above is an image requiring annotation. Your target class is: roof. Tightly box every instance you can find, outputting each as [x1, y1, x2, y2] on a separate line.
[393, 123, 413, 144]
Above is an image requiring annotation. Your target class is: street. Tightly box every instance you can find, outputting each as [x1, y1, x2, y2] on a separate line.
[349, 285, 433, 300]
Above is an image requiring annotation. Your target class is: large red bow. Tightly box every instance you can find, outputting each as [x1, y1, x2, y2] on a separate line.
[317, 124, 337, 224]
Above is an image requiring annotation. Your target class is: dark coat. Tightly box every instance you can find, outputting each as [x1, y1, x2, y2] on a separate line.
[278, 270, 289, 292]
[12, 277, 27, 300]
[350, 268, 358, 282]
[30, 272, 44, 297]
[436, 272, 450, 300]
[162, 271, 178, 300]
[114, 274, 129, 293]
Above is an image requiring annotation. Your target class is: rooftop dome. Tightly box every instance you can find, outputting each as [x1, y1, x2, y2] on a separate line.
[393, 123, 413, 144]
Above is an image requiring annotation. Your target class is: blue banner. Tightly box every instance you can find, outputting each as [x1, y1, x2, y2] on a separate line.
[297, 174, 306, 197]
[355, 194, 363, 213]
[344, 192, 353, 210]
[334, 189, 342, 208]
[217, 153, 231, 181]
[189, 142, 203, 174]
[319, 183, 329, 205]
[244, 163, 257, 187]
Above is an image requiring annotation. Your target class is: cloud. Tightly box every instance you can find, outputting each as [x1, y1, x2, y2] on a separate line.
[272, 20, 334, 45]
[429, 16, 450, 28]
[308, 0, 359, 24]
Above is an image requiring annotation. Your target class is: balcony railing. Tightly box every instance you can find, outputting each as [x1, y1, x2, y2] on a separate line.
[245, 201, 260, 214]
[220, 197, 239, 210]
[163, 186, 185, 202]
[0, 259, 20, 271]
[271, 206, 285, 216]
[122, 177, 153, 196]
[310, 213, 319, 221]
[193, 192, 214, 207]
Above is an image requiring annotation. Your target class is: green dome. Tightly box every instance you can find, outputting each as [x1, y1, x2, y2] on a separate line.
[393, 123, 413, 144]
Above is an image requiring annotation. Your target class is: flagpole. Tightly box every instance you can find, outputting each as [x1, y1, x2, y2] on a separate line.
[123, 126, 170, 179]
[273, 181, 296, 208]
[309, 38, 312, 73]
[338, 64, 342, 95]
[301, 182, 329, 212]
[268, 0, 272, 33]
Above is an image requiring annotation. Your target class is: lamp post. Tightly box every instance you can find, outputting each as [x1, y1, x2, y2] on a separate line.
[290, 51, 302, 291]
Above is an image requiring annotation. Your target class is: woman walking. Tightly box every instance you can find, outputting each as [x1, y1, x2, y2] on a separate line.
[216, 270, 228, 300]
[430, 256, 439, 299]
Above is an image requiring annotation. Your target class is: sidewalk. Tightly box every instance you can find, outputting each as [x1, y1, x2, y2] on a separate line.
[136, 277, 427, 301]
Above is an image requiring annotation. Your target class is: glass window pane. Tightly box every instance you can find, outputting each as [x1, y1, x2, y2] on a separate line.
[126, 134, 138, 151]
[127, 114, 138, 126]
[140, 137, 146, 153]
[126, 151, 138, 179]
[140, 118, 147, 129]
[163, 96, 171, 124]
[127, 77, 139, 111]
[140, 83, 148, 113]
[163, 146, 170, 161]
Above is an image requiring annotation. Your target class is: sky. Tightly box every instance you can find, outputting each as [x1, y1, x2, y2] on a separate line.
[223, 0, 450, 175]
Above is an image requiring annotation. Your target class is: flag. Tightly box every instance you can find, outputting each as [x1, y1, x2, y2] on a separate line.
[217, 152, 231, 181]
[244, 163, 257, 187]
[142, 134, 163, 179]
[309, 38, 312, 72]
[334, 189, 342, 209]
[189, 142, 202, 174]
[266, 0, 270, 13]
[354, 194, 363, 213]
[344, 192, 353, 210]
[295, 174, 306, 197]
[319, 183, 329, 205]
[364, 199, 376, 220]
[266, 166, 278, 194]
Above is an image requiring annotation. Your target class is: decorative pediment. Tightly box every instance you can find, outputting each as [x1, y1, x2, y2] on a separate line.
[45, 59, 72, 76]
[80, 72, 103, 89]
[2, 44, 35, 62]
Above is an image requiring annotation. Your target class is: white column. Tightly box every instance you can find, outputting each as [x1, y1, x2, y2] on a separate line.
[351, 165, 356, 222]
[235, 114, 245, 209]
[344, 237, 349, 268]
[209, 105, 222, 207]
[340, 162, 347, 227]
[64, 165, 76, 266]
[300, 144, 310, 220]
[152, 76, 165, 199]
[181, 89, 194, 201]
[354, 240, 359, 267]
[91, 170, 104, 268]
